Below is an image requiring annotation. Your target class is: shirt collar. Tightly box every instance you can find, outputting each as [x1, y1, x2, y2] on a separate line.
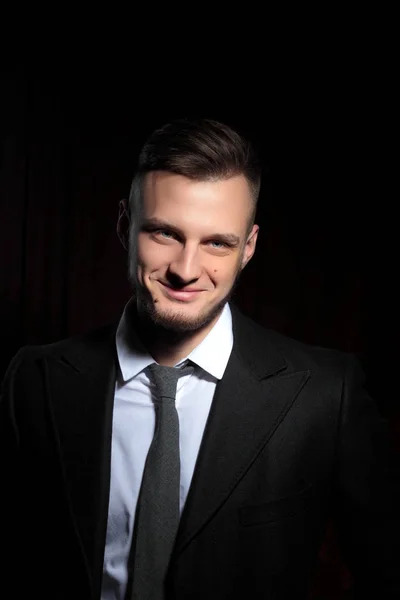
[116, 299, 233, 383]
[186, 304, 233, 379]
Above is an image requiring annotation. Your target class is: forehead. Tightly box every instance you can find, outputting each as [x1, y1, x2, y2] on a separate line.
[141, 171, 253, 231]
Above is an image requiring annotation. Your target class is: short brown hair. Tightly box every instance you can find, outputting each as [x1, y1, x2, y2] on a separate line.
[128, 117, 261, 225]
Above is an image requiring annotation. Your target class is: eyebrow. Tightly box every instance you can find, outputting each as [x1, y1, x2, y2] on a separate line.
[141, 218, 241, 247]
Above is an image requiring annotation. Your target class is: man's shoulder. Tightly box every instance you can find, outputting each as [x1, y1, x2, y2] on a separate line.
[5, 322, 118, 376]
[232, 305, 357, 376]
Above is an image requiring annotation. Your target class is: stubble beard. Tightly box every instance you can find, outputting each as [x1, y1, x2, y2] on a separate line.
[136, 285, 236, 334]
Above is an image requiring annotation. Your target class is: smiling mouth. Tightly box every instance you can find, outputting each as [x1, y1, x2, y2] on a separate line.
[159, 282, 204, 302]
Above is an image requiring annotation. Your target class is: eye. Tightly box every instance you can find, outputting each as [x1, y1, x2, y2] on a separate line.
[158, 230, 174, 239]
[208, 240, 227, 249]
[151, 229, 178, 242]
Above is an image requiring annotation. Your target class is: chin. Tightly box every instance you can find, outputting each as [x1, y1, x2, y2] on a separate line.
[139, 295, 227, 334]
[150, 306, 215, 333]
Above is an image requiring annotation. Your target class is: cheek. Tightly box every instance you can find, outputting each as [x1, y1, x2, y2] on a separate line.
[137, 238, 171, 269]
[208, 257, 241, 286]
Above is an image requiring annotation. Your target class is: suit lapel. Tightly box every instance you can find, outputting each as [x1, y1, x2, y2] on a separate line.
[43, 323, 118, 597]
[174, 306, 310, 557]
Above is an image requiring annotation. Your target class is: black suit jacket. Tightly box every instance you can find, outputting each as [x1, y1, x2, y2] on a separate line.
[1, 305, 399, 599]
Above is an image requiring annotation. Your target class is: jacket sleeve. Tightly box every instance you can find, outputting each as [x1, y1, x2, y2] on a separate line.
[0, 346, 28, 470]
[0, 347, 31, 587]
[333, 354, 400, 599]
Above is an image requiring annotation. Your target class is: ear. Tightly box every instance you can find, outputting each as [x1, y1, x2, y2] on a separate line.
[241, 224, 259, 269]
[117, 199, 130, 251]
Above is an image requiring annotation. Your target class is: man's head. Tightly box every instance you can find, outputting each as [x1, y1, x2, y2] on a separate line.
[118, 117, 261, 336]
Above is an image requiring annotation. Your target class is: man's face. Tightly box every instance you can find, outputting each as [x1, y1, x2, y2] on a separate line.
[128, 171, 259, 333]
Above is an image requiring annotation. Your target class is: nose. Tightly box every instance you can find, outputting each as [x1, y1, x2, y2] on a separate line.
[167, 244, 202, 286]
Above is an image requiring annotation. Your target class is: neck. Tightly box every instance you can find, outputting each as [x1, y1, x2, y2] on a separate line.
[140, 318, 219, 367]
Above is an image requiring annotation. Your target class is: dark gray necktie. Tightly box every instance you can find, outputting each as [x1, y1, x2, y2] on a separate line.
[130, 362, 191, 600]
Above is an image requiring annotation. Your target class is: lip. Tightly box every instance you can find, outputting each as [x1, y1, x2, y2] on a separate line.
[159, 282, 204, 302]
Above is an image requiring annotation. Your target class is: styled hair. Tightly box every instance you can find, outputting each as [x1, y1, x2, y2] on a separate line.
[128, 117, 261, 226]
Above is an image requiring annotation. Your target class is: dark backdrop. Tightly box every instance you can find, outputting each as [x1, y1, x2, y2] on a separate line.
[1, 56, 398, 598]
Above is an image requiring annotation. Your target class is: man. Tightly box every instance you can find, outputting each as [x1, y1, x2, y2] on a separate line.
[1, 118, 399, 599]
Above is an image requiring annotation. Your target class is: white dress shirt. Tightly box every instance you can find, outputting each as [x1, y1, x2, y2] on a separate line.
[101, 301, 233, 599]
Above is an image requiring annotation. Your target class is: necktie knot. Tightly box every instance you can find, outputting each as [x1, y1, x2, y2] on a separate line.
[149, 362, 192, 401]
